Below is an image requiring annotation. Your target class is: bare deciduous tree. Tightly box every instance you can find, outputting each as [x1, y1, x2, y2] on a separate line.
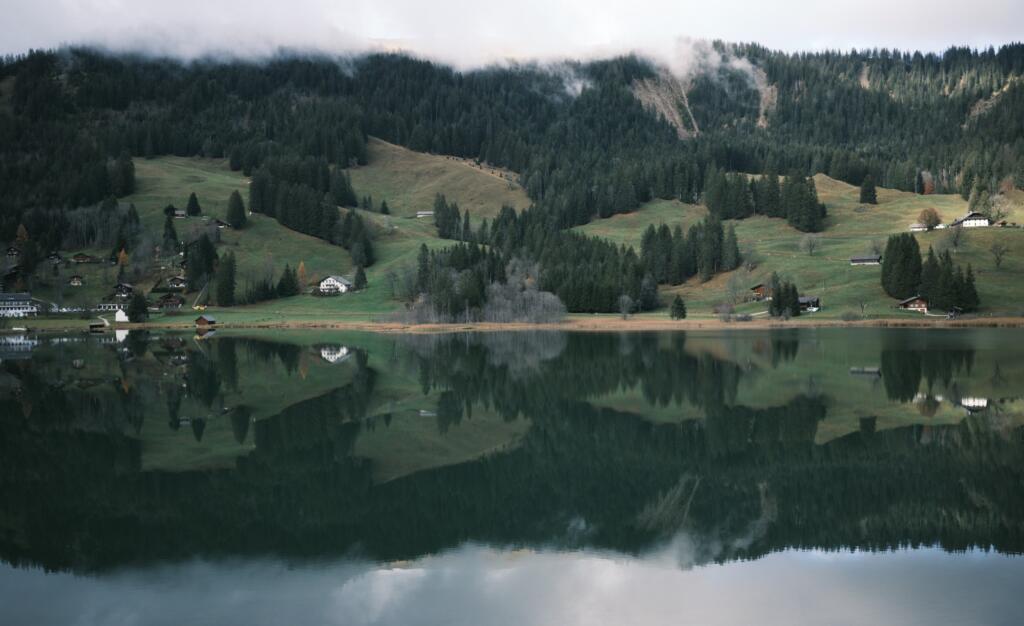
[800, 234, 821, 256]
[990, 241, 1010, 269]
[618, 294, 634, 320]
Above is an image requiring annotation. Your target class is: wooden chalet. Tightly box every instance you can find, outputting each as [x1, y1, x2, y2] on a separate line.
[898, 295, 928, 313]
[749, 283, 770, 301]
[68, 275, 84, 287]
[157, 293, 185, 309]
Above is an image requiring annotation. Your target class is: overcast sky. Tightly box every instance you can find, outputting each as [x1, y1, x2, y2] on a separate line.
[3, 0, 1023, 67]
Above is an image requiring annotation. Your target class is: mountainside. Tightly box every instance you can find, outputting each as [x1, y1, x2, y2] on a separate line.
[1, 44, 1023, 321]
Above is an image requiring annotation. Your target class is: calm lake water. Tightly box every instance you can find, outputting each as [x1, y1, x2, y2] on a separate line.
[1, 328, 1023, 625]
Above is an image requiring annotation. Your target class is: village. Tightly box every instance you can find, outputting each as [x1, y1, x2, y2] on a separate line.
[0, 206, 1010, 325]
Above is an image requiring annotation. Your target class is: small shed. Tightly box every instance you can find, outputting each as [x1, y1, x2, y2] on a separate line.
[195, 314, 217, 327]
[850, 255, 882, 266]
[798, 296, 821, 312]
[898, 295, 928, 313]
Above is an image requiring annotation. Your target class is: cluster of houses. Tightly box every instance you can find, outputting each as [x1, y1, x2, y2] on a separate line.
[909, 211, 1005, 232]
[748, 284, 821, 312]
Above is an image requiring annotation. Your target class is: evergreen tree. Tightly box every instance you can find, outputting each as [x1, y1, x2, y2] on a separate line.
[721, 224, 740, 271]
[186, 192, 202, 216]
[416, 243, 430, 293]
[354, 265, 367, 290]
[920, 247, 939, 301]
[127, 292, 148, 322]
[859, 175, 878, 204]
[881, 233, 921, 299]
[670, 295, 687, 319]
[227, 190, 247, 229]
[216, 252, 236, 306]
[276, 264, 300, 297]
[380, 200, 390, 215]
[961, 264, 980, 312]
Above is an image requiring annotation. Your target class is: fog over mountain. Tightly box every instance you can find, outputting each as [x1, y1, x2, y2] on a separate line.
[4, 0, 1023, 67]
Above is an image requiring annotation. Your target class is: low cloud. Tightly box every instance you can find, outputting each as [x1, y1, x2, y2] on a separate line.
[3, 0, 1022, 70]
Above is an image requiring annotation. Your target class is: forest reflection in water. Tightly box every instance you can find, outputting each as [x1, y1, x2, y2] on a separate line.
[0, 327, 1022, 576]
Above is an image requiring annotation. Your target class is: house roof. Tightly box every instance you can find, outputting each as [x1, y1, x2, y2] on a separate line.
[0, 292, 32, 302]
[898, 295, 927, 305]
[322, 275, 352, 286]
[850, 255, 882, 262]
[750, 283, 765, 290]
[798, 296, 820, 304]
[196, 314, 217, 322]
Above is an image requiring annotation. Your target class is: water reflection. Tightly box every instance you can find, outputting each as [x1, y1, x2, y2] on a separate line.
[1, 328, 1023, 578]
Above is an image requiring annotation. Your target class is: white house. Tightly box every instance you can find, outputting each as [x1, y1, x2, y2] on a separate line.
[909, 223, 928, 232]
[415, 211, 435, 219]
[0, 293, 38, 318]
[951, 212, 990, 228]
[318, 275, 352, 295]
[114, 309, 130, 323]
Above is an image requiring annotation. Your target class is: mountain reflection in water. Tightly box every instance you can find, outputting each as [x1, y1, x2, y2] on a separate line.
[1, 329, 1022, 608]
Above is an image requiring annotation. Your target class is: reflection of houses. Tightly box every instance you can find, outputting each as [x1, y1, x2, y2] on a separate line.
[950, 212, 990, 229]
[898, 295, 928, 313]
[68, 275, 84, 287]
[849, 366, 881, 377]
[319, 345, 351, 364]
[849, 255, 881, 266]
[0, 293, 38, 318]
[960, 397, 989, 412]
[318, 275, 352, 295]
[72, 252, 100, 264]
[798, 296, 820, 312]
[195, 314, 217, 327]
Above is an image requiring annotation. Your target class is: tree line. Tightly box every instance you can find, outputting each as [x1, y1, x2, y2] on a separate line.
[881, 233, 980, 311]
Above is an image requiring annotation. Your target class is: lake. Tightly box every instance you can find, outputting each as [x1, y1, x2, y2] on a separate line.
[1, 328, 1022, 625]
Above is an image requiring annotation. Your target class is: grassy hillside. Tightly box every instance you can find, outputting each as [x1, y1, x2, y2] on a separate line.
[577, 175, 1024, 319]
[346, 137, 531, 219]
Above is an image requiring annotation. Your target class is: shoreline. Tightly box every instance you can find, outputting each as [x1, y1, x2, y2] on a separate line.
[8, 315, 1024, 334]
